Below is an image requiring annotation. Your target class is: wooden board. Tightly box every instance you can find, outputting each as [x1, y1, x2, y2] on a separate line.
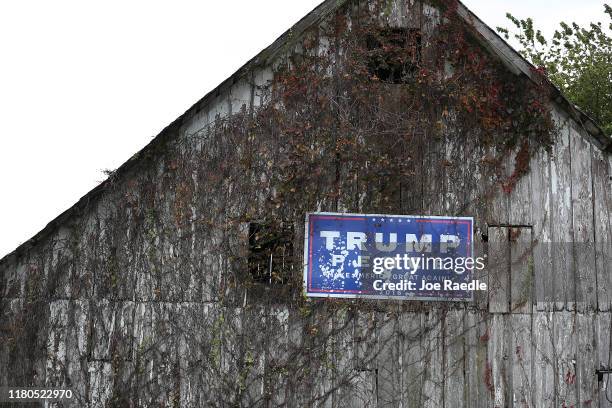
[401, 312, 425, 408]
[577, 313, 598, 406]
[444, 309, 466, 408]
[532, 312, 555, 407]
[422, 310, 444, 408]
[554, 311, 578, 407]
[269, 306, 290, 407]
[509, 144, 533, 226]
[508, 313, 534, 407]
[596, 313, 612, 408]
[592, 147, 612, 312]
[510, 227, 533, 313]
[569, 124, 597, 312]
[529, 149, 554, 311]
[377, 311, 403, 407]
[488, 314, 509, 407]
[550, 127, 575, 311]
[473, 231, 489, 311]
[488, 227, 509, 313]
[350, 309, 377, 407]
[464, 311, 491, 408]
[486, 147, 510, 226]
[422, 128, 447, 215]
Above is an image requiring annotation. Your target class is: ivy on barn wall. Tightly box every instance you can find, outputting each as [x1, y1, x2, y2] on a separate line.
[0, 0, 564, 406]
[205, 0, 558, 296]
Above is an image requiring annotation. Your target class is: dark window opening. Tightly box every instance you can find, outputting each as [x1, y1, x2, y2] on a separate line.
[248, 222, 294, 284]
[366, 27, 421, 84]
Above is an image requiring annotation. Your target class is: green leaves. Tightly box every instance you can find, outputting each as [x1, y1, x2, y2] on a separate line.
[497, 5, 612, 135]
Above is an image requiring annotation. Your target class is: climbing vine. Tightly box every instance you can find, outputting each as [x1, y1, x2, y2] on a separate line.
[200, 0, 558, 296]
[0, 0, 560, 406]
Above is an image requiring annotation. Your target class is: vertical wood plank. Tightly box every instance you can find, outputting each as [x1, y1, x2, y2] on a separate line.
[444, 309, 466, 408]
[487, 147, 510, 226]
[550, 126, 575, 310]
[242, 307, 265, 407]
[423, 310, 444, 408]
[530, 148, 554, 311]
[508, 313, 534, 407]
[569, 124, 597, 312]
[229, 79, 254, 115]
[555, 311, 578, 407]
[488, 227, 509, 314]
[577, 313, 598, 406]
[401, 312, 425, 408]
[597, 312, 611, 408]
[46, 300, 69, 387]
[509, 143, 533, 226]
[269, 306, 289, 407]
[533, 312, 555, 407]
[464, 311, 491, 408]
[285, 307, 308, 407]
[422, 129, 447, 215]
[510, 227, 533, 313]
[315, 315, 334, 408]
[332, 308, 360, 407]
[347, 371, 376, 408]
[470, 145, 490, 311]
[592, 147, 612, 312]
[88, 362, 113, 406]
[177, 303, 206, 407]
[443, 128, 473, 216]
[351, 310, 377, 408]
[399, 128, 425, 215]
[443, 132, 457, 215]
[473, 232, 489, 311]
[377, 311, 402, 407]
[488, 314, 509, 408]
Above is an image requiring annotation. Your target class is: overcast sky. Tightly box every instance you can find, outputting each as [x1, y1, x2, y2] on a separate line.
[0, 0, 607, 258]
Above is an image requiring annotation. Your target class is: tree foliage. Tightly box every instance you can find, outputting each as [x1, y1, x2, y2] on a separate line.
[497, 4, 612, 135]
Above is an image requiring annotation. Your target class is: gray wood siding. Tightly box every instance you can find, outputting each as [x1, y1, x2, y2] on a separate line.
[0, 0, 610, 406]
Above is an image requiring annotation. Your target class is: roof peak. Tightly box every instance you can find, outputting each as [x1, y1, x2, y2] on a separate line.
[0, 0, 609, 265]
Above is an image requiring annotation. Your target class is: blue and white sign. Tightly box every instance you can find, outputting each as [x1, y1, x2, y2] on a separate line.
[303, 212, 478, 301]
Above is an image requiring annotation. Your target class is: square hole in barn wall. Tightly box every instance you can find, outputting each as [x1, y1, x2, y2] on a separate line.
[248, 221, 295, 285]
[366, 27, 422, 84]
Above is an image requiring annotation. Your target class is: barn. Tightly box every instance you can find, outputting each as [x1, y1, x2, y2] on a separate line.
[1, 0, 611, 406]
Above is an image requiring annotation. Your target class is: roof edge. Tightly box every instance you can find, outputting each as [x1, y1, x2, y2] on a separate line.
[1, 0, 609, 267]
[456, 0, 611, 150]
[0, 0, 347, 267]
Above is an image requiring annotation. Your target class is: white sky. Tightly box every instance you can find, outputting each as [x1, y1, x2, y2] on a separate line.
[0, 0, 607, 258]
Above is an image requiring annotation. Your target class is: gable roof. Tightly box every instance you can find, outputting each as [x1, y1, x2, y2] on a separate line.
[0, 0, 610, 266]
[455, 1, 610, 151]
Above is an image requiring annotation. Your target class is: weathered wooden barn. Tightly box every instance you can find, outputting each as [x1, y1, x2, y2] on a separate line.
[1, 0, 611, 406]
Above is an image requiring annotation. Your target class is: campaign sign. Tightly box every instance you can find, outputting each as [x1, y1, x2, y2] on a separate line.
[303, 212, 475, 301]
